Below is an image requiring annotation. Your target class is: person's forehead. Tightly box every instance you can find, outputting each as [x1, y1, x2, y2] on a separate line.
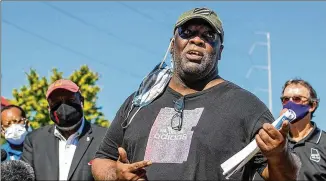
[284, 84, 310, 96]
[48, 89, 76, 100]
[182, 19, 214, 31]
[1, 108, 23, 122]
[1, 108, 22, 117]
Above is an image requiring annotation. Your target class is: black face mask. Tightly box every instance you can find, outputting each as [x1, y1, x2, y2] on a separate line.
[50, 102, 83, 128]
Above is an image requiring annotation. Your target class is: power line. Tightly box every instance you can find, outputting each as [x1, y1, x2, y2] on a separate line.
[119, 2, 156, 21]
[3, 19, 143, 79]
[117, 2, 172, 30]
[42, 2, 159, 57]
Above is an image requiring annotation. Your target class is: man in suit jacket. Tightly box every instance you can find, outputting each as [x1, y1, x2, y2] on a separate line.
[21, 79, 107, 180]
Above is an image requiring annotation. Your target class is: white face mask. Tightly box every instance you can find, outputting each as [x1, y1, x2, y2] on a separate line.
[121, 39, 174, 129]
[4, 124, 28, 145]
[132, 38, 174, 108]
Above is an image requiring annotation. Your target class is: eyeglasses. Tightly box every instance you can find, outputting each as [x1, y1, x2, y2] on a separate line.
[280, 96, 311, 105]
[177, 26, 218, 45]
[2, 117, 27, 129]
[171, 97, 184, 131]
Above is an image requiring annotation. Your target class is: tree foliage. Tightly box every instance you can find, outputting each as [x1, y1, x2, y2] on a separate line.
[10, 65, 109, 129]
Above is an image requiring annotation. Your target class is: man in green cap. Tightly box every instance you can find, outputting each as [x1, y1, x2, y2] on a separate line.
[92, 7, 300, 180]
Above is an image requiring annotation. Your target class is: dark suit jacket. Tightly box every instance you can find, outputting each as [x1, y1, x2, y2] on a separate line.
[21, 120, 107, 181]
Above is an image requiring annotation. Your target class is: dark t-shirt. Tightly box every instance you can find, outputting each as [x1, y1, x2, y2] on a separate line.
[95, 81, 275, 180]
[290, 123, 326, 181]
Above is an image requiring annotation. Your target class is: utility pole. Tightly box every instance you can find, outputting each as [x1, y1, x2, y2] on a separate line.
[246, 32, 272, 113]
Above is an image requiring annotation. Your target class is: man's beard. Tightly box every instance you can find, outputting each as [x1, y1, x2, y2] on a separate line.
[56, 118, 83, 132]
[173, 50, 218, 82]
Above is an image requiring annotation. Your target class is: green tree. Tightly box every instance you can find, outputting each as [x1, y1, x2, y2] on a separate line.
[10, 65, 109, 129]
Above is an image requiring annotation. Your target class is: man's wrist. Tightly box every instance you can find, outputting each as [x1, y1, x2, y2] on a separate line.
[267, 148, 289, 165]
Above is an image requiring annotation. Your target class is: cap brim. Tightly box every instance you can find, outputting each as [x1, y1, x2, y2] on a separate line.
[46, 86, 79, 99]
[175, 15, 222, 34]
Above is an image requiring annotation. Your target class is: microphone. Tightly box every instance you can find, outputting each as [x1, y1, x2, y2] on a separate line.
[1, 160, 35, 181]
[1, 149, 7, 162]
[221, 107, 307, 179]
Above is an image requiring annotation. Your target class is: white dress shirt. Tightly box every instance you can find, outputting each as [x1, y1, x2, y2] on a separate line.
[54, 118, 85, 181]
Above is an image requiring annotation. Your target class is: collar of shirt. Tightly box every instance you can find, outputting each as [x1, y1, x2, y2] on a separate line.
[54, 117, 85, 145]
[288, 121, 322, 145]
[1, 142, 22, 160]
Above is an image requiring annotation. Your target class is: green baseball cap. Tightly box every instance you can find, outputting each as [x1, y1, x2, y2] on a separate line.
[174, 7, 224, 43]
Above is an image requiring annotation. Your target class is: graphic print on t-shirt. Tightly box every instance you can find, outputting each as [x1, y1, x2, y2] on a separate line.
[144, 107, 203, 163]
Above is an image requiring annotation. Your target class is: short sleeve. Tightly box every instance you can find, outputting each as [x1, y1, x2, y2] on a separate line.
[94, 94, 134, 161]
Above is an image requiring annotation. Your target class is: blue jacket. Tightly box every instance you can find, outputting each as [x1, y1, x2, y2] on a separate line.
[1, 142, 23, 161]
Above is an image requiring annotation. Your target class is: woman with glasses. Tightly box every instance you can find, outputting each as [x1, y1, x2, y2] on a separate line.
[1, 105, 30, 161]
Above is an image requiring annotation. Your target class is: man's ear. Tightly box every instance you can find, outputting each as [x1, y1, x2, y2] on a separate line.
[80, 96, 85, 107]
[1, 128, 5, 138]
[309, 101, 317, 113]
[218, 44, 224, 60]
[170, 38, 175, 55]
[25, 120, 30, 129]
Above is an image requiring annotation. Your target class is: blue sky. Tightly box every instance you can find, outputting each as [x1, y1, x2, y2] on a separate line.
[2, 1, 326, 129]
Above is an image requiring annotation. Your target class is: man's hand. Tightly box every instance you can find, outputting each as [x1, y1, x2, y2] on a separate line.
[116, 147, 152, 181]
[257, 109, 300, 181]
[255, 120, 289, 161]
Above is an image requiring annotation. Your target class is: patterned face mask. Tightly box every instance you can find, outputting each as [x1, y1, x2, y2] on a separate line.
[121, 39, 174, 129]
[283, 101, 311, 123]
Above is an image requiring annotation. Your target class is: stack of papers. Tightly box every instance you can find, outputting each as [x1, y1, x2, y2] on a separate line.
[220, 110, 296, 179]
